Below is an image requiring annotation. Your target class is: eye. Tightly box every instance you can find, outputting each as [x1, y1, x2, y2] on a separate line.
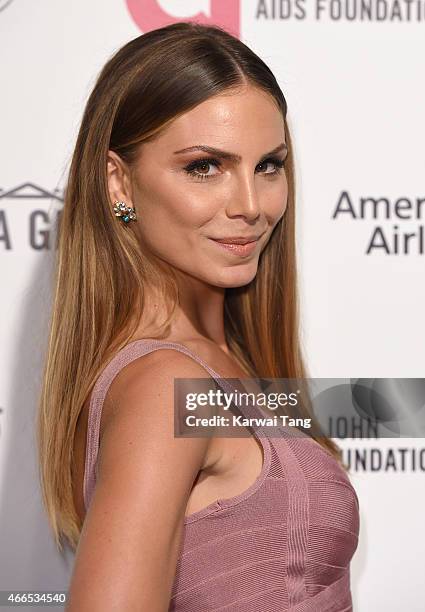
[184, 158, 221, 181]
[256, 157, 285, 176]
[183, 155, 286, 181]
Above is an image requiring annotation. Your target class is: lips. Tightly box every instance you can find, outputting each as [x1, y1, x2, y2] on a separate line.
[211, 233, 264, 245]
[209, 236, 261, 257]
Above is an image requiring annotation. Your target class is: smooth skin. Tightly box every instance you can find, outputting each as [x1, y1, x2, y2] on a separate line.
[67, 84, 288, 610]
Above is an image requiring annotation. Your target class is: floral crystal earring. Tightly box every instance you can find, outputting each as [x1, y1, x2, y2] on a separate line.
[113, 200, 137, 223]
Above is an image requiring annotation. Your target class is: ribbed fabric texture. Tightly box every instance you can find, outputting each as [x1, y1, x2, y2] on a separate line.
[83, 339, 360, 611]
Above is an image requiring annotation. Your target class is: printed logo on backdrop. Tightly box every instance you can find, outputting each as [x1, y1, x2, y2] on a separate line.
[0, 0, 14, 13]
[126, 0, 240, 36]
[312, 378, 425, 472]
[332, 191, 425, 255]
[255, 0, 425, 21]
[0, 183, 63, 250]
[125, 0, 425, 29]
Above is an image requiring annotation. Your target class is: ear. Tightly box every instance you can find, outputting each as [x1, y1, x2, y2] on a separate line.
[107, 150, 134, 206]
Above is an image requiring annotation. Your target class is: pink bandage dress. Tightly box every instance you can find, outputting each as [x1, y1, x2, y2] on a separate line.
[83, 339, 360, 611]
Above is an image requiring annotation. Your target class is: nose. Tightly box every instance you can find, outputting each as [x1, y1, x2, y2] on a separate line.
[225, 168, 261, 222]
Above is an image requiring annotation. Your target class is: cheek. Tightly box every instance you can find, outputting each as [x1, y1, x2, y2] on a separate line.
[133, 182, 220, 262]
[139, 177, 218, 229]
[264, 178, 288, 223]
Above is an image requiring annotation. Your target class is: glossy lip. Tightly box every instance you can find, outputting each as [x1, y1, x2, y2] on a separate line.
[208, 236, 262, 257]
[210, 232, 265, 245]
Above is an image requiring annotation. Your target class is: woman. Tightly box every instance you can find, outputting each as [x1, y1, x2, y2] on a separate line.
[37, 22, 359, 611]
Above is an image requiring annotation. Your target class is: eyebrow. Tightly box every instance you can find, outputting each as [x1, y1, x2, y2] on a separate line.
[173, 142, 288, 162]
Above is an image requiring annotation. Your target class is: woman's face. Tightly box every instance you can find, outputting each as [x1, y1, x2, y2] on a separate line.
[124, 84, 288, 288]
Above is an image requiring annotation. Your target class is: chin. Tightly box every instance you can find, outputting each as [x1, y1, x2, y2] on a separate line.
[210, 263, 259, 288]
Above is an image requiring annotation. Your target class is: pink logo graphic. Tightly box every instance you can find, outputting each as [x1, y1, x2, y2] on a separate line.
[126, 0, 240, 37]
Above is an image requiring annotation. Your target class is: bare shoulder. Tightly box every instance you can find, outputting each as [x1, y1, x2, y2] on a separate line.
[108, 342, 217, 393]
[67, 348, 215, 611]
[101, 345, 218, 434]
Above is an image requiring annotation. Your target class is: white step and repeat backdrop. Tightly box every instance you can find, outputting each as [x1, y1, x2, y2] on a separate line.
[0, 1, 424, 610]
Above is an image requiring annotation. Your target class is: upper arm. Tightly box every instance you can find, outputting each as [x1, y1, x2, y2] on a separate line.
[67, 350, 214, 612]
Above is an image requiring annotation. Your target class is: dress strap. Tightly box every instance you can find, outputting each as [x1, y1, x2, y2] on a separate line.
[83, 338, 224, 510]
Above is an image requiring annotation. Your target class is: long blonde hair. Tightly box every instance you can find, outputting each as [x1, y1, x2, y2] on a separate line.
[37, 22, 343, 554]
